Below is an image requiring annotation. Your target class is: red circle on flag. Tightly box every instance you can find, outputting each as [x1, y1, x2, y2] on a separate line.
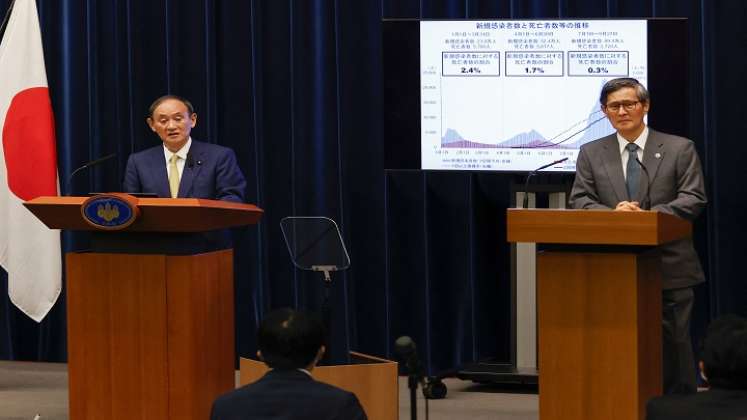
[2, 87, 58, 201]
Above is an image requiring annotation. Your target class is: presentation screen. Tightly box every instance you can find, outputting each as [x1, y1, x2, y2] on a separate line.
[419, 19, 647, 172]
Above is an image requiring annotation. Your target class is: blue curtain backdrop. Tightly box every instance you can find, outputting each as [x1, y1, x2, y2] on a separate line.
[1, 0, 746, 375]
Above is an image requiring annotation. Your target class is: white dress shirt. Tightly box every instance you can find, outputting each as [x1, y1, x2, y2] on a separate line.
[617, 126, 648, 179]
[163, 137, 192, 179]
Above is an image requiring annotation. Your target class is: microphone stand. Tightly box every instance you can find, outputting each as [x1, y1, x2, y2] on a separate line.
[395, 336, 429, 420]
[312, 265, 335, 365]
[635, 158, 652, 210]
[521, 157, 569, 208]
[521, 171, 536, 209]
[64, 153, 117, 195]
[409, 371, 418, 420]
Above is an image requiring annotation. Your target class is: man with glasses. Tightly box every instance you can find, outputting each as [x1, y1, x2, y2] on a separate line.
[570, 78, 707, 394]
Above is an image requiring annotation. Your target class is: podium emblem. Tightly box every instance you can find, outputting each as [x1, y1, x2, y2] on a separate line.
[81, 194, 139, 230]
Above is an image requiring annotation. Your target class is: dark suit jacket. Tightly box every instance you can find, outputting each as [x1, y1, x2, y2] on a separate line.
[123, 140, 246, 202]
[569, 129, 707, 289]
[210, 369, 368, 420]
[646, 388, 747, 420]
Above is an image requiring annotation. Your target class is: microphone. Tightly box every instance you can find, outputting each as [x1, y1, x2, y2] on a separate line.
[521, 157, 569, 208]
[64, 153, 117, 195]
[635, 158, 652, 210]
[396, 336, 423, 420]
[395, 336, 421, 376]
[186, 152, 194, 168]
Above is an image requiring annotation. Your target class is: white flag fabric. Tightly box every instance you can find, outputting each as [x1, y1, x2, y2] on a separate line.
[0, 0, 62, 322]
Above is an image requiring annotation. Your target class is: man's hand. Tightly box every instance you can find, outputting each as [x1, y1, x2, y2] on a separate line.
[615, 201, 643, 211]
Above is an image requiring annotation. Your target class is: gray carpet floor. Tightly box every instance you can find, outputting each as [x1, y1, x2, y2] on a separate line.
[0, 361, 538, 420]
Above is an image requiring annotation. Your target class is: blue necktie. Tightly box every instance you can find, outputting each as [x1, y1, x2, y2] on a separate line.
[625, 143, 640, 201]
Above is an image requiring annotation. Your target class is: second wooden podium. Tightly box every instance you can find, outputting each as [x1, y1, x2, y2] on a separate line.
[507, 208, 692, 420]
[25, 195, 263, 420]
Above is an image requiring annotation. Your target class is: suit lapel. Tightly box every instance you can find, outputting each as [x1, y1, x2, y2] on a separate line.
[147, 147, 171, 198]
[642, 129, 665, 186]
[600, 135, 628, 202]
[177, 141, 205, 198]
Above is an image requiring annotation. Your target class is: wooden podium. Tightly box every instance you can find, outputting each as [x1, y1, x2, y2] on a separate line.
[507, 209, 692, 420]
[25, 196, 263, 420]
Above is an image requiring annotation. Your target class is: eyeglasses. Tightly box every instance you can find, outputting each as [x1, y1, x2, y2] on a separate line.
[604, 101, 640, 112]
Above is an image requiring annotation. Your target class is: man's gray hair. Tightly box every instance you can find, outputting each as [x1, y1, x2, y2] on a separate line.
[599, 78, 650, 106]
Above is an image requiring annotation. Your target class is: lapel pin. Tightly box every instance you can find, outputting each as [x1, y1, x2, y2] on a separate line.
[654, 152, 661, 159]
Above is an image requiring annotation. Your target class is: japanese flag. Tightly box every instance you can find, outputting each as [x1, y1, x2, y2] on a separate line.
[0, 0, 62, 322]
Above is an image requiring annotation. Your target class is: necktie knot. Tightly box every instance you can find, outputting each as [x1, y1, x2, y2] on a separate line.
[626, 143, 638, 153]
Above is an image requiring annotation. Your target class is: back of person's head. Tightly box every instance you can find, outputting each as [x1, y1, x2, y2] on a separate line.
[257, 308, 325, 370]
[701, 314, 747, 389]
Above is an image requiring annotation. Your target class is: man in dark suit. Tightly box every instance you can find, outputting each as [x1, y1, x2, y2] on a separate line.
[123, 95, 246, 202]
[570, 78, 707, 394]
[646, 315, 747, 419]
[210, 308, 367, 420]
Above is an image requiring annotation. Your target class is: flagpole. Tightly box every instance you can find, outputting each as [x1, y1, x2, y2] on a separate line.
[0, 0, 17, 39]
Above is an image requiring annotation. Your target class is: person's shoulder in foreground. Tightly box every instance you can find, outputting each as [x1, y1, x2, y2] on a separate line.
[646, 389, 747, 420]
[211, 369, 366, 420]
[646, 315, 747, 420]
[210, 308, 367, 420]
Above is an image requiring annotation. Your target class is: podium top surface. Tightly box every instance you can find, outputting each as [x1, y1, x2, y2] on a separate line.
[507, 208, 691, 246]
[24, 196, 263, 232]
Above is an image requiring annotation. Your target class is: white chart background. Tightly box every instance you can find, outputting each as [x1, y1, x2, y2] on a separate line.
[420, 20, 647, 171]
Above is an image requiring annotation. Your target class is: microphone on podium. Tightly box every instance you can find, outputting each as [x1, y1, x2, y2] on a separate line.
[64, 153, 117, 195]
[521, 157, 569, 208]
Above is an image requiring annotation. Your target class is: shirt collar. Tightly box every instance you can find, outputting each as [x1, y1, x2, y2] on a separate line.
[163, 137, 192, 161]
[266, 367, 314, 378]
[297, 368, 313, 377]
[617, 126, 648, 155]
